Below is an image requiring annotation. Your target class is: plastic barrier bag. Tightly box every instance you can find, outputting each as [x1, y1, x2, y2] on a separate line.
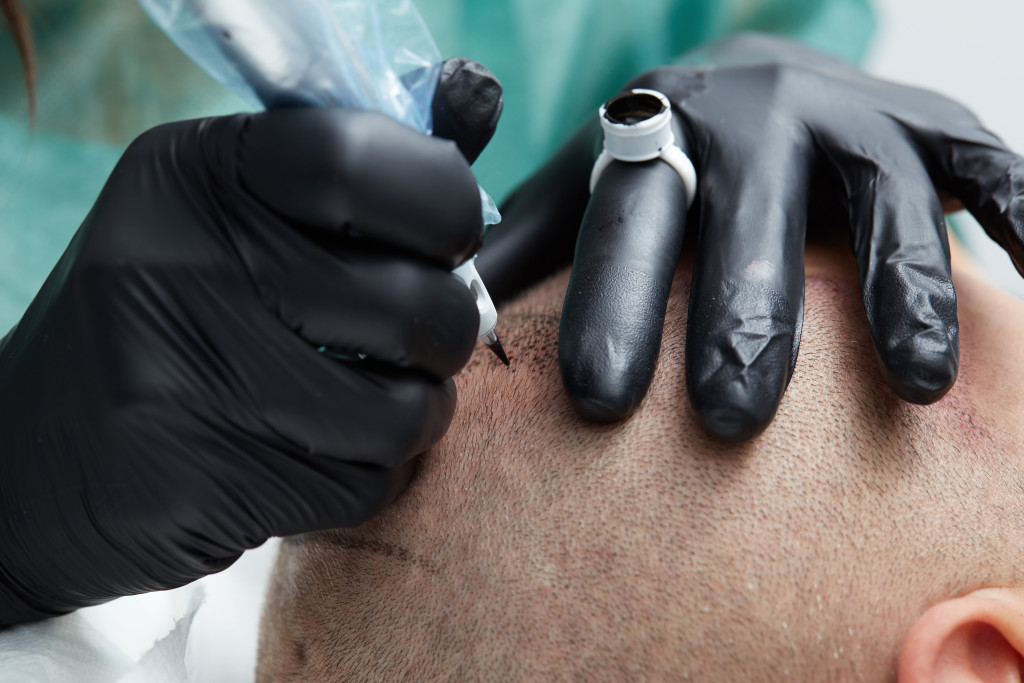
[138, 0, 499, 224]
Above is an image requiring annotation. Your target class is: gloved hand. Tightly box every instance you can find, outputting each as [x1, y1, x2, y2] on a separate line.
[0, 58, 501, 625]
[477, 34, 1024, 442]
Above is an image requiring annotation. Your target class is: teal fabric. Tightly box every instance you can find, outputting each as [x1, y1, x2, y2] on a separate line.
[0, 0, 874, 332]
[0, 118, 119, 330]
[0, 0, 248, 331]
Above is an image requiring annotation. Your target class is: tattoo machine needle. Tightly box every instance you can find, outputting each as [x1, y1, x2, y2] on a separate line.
[139, 0, 509, 366]
[452, 258, 509, 365]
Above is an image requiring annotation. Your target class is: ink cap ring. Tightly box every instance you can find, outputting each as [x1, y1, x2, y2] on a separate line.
[589, 88, 697, 207]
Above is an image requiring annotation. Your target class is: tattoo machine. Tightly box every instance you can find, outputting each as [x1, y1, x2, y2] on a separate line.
[137, 0, 509, 365]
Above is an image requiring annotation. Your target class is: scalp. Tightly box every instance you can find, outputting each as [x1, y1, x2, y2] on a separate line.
[259, 247, 1024, 682]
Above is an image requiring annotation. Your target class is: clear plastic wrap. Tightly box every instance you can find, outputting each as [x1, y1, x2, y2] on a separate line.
[138, 0, 499, 224]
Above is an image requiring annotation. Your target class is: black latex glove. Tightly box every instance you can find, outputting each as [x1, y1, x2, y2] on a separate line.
[0, 58, 502, 625]
[477, 34, 1024, 441]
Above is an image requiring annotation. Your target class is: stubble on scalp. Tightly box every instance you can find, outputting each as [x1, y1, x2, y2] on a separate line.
[259, 255, 1024, 682]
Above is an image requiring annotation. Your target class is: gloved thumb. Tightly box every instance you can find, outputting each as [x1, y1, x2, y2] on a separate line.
[432, 57, 503, 164]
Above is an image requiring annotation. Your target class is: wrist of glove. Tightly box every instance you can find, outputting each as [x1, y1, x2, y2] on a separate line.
[0, 58, 501, 625]
[479, 33, 1024, 441]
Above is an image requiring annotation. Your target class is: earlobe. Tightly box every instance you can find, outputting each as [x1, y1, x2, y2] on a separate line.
[899, 587, 1024, 682]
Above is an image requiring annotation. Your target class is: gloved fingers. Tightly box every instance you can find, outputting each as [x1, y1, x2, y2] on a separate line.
[685, 147, 808, 442]
[833, 139, 960, 404]
[231, 108, 483, 268]
[249, 238, 479, 382]
[247, 449, 418, 537]
[246, 324, 459, 469]
[930, 136, 1024, 276]
[476, 121, 598, 305]
[222, 366, 428, 536]
[431, 57, 503, 165]
[558, 158, 688, 422]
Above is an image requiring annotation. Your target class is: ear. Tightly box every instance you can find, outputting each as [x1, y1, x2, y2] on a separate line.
[899, 587, 1024, 682]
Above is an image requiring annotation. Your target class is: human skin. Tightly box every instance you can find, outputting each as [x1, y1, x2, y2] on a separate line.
[257, 239, 1024, 681]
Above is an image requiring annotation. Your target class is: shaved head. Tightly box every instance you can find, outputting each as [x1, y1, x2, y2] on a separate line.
[258, 245, 1024, 681]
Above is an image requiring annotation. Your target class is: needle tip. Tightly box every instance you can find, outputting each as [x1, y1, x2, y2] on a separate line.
[488, 335, 510, 366]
